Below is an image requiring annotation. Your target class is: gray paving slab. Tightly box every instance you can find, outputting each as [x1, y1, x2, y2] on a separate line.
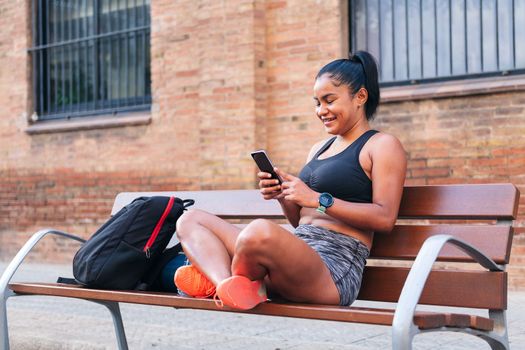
[1, 262, 525, 349]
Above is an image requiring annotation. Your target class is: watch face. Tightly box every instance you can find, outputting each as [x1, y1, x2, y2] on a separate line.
[319, 193, 334, 207]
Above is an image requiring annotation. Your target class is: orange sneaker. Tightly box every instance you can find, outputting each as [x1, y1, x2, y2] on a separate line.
[215, 275, 267, 310]
[174, 265, 216, 298]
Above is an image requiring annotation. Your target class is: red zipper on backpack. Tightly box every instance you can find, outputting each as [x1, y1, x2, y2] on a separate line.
[143, 196, 175, 257]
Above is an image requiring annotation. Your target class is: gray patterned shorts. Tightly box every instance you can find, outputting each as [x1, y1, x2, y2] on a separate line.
[294, 224, 370, 306]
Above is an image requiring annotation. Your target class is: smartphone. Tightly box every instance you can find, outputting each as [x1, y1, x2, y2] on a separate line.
[250, 150, 283, 184]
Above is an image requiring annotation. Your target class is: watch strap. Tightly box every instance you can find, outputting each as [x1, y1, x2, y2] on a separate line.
[316, 206, 327, 213]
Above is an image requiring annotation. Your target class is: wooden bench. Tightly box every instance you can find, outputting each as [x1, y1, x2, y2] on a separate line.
[0, 184, 519, 350]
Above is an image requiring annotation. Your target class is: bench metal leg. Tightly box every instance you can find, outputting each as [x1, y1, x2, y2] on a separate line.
[0, 291, 14, 350]
[480, 337, 509, 350]
[407, 326, 510, 350]
[0, 229, 85, 350]
[392, 322, 415, 350]
[477, 310, 509, 350]
[94, 301, 129, 350]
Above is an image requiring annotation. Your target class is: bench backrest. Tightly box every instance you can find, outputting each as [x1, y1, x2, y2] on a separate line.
[113, 183, 519, 310]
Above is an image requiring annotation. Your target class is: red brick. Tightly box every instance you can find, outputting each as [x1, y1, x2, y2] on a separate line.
[411, 168, 451, 178]
[275, 39, 306, 49]
[267, 1, 287, 10]
[492, 147, 525, 156]
[467, 157, 508, 167]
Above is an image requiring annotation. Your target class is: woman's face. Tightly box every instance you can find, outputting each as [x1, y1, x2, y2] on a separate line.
[313, 73, 367, 136]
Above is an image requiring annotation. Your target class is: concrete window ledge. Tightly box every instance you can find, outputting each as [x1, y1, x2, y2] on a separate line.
[381, 74, 525, 103]
[25, 112, 152, 135]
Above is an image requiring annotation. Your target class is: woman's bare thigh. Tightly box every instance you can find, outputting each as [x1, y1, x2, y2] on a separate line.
[234, 220, 340, 305]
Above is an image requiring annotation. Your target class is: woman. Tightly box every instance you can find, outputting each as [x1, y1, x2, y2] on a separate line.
[174, 51, 406, 310]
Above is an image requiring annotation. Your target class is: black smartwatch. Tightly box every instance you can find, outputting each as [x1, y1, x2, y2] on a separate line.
[316, 192, 334, 213]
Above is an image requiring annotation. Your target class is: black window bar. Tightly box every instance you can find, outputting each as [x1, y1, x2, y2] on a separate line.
[350, 0, 525, 86]
[29, 0, 151, 121]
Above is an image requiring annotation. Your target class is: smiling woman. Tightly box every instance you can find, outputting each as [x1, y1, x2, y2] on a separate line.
[314, 52, 379, 123]
[173, 50, 407, 310]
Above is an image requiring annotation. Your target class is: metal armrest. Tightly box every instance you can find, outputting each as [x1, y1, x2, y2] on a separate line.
[391, 234, 503, 349]
[0, 229, 85, 297]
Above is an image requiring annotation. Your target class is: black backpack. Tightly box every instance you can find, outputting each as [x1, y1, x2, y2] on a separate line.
[73, 196, 194, 290]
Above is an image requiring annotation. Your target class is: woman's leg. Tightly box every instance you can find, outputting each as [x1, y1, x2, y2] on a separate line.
[176, 209, 241, 285]
[232, 219, 340, 305]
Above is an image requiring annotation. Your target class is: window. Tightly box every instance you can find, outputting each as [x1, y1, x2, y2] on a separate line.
[350, 0, 525, 86]
[30, 0, 151, 121]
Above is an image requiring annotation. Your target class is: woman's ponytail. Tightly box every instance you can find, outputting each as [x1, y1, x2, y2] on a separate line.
[351, 51, 380, 120]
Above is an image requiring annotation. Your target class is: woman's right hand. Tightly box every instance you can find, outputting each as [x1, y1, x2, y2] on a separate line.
[257, 170, 284, 200]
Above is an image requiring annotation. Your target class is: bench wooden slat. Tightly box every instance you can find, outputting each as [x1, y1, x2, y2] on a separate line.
[358, 266, 507, 309]
[398, 184, 519, 220]
[6, 282, 395, 325]
[7, 282, 493, 331]
[469, 315, 494, 331]
[112, 184, 519, 220]
[370, 225, 513, 264]
[112, 190, 284, 218]
[413, 313, 493, 331]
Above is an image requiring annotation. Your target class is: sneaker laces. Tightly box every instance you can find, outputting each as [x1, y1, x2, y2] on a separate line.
[191, 274, 216, 298]
[175, 265, 216, 298]
[201, 284, 216, 298]
[213, 292, 224, 308]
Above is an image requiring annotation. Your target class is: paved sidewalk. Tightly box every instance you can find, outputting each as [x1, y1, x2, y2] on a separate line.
[2, 262, 525, 350]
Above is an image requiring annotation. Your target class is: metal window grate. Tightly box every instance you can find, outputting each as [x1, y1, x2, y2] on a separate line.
[350, 0, 525, 86]
[29, 0, 151, 121]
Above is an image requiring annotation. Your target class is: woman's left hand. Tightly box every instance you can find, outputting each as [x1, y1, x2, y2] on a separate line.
[274, 168, 319, 208]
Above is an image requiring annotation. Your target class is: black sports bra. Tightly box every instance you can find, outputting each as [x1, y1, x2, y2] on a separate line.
[298, 130, 379, 203]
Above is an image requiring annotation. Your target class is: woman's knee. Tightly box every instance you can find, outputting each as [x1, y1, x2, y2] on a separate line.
[235, 219, 278, 254]
[175, 209, 207, 241]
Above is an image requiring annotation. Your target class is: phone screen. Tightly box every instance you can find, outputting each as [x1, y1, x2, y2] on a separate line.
[251, 150, 283, 184]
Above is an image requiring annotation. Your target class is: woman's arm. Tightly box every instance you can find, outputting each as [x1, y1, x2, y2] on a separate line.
[258, 140, 327, 228]
[277, 197, 301, 227]
[277, 134, 407, 233]
[257, 173, 301, 227]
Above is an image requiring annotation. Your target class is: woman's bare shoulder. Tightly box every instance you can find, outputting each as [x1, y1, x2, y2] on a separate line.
[370, 131, 404, 151]
[367, 131, 406, 164]
[306, 138, 333, 162]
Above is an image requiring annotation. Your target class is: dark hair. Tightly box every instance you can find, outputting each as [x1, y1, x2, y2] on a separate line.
[315, 51, 380, 120]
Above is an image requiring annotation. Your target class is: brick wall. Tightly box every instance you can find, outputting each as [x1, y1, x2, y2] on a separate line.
[1, 0, 525, 289]
[0, 168, 196, 262]
[1, 0, 274, 260]
[264, 0, 345, 169]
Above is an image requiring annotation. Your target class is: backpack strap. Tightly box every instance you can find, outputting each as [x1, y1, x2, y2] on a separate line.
[183, 199, 195, 209]
[56, 277, 80, 285]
